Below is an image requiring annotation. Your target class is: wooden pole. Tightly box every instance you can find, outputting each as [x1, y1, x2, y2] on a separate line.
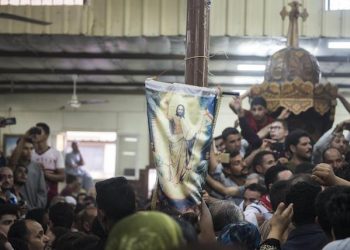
[185, 0, 210, 87]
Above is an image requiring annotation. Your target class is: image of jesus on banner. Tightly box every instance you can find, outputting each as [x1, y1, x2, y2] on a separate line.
[146, 79, 218, 212]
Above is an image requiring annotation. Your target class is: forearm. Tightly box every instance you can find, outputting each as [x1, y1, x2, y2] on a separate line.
[209, 147, 219, 174]
[313, 129, 333, 155]
[239, 117, 262, 149]
[338, 94, 350, 113]
[257, 124, 271, 139]
[45, 171, 65, 182]
[335, 176, 350, 186]
[244, 148, 261, 168]
[206, 175, 240, 196]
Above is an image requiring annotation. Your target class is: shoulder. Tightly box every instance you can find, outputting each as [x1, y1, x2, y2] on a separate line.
[323, 238, 350, 250]
[49, 148, 63, 157]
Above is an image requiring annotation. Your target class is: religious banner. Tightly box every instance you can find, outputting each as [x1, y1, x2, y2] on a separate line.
[145, 79, 219, 213]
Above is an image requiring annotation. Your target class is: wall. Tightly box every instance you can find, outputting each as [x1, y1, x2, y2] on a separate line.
[0, 94, 149, 174]
[1, 92, 350, 175]
[0, 0, 349, 37]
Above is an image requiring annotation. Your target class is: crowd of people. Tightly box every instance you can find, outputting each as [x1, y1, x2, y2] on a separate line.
[0, 92, 350, 250]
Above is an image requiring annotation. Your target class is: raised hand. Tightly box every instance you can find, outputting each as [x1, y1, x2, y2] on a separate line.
[311, 163, 337, 186]
[268, 202, 293, 241]
[277, 108, 291, 120]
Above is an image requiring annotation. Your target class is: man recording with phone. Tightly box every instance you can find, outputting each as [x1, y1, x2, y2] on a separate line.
[30, 123, 65, 203]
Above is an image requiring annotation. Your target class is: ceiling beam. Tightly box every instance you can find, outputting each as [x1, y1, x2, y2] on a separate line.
[0, 51, 348, 62]
[0, 69, 261, 76]
[0, 81, 349, 89]
[0, 68, 349, 78]
[0, 81, 253, 88]
[0, 88, 145, 94]
[0, 81, 145, 86]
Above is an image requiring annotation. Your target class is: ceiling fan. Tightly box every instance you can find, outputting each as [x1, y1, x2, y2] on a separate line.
[0, 13, 51, 25]
[59, 75, 109, 110]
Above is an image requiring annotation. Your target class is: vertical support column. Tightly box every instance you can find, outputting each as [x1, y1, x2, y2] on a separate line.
[185, 0, 210, 87]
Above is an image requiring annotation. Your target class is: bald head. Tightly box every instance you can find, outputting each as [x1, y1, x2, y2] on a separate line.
[323, 147, 343, 170]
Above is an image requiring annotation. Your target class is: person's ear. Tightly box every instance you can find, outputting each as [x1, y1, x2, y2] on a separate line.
[256, 165, 263, 174]
[290, 145, 296, 154]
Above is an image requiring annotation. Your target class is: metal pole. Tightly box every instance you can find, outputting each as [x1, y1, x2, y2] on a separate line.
[185, 0, 210, 87]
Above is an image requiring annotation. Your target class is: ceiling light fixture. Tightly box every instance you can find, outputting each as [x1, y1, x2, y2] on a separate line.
[328, 41, 350, 49]
[232, 76, 264, 85]
[237, 64, 266, 71]
[124, 137, 138, 142]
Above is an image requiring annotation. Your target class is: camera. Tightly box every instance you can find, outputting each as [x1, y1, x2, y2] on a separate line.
[29, 127, 42, 135]
[0, 117, 16, 128]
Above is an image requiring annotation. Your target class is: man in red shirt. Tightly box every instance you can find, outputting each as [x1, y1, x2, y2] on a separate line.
[230, 96, 274, 133]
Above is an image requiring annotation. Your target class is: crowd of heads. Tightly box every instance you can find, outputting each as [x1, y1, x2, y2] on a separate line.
[0, 94, 349, 250]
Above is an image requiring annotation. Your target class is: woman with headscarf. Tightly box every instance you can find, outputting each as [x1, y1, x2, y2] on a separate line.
[105, 211, 184, 250]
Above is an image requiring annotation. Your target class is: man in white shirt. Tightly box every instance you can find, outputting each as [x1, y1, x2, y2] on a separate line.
[31, 122, 65, 203]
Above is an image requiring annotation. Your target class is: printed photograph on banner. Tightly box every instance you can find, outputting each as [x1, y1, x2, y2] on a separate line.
[146, 79, 218, 213]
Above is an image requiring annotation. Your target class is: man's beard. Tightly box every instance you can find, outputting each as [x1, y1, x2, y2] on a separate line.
[299, 153, 311, 161]
[14, 180, 25, 186]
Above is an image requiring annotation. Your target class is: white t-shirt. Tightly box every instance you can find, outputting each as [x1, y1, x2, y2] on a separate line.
[32, 147, 64, 171]
[244, 202, 272, 227]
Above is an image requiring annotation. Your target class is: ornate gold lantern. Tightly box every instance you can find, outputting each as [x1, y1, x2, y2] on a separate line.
[250, 1, 337, 141]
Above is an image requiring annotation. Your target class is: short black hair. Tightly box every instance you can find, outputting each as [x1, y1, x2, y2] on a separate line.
[264, 165, 290, 191]
[95, 177, 136, 224]
[221, 127, 240, 142]
[221, 150, 241, 169]
[289, 174, 318, 187]
[0, 204, 18, 219]
[54, 231, 99, 250]
[252, 151, 275, 173]
[273, 119, 288, 131]
[49, 202, 74, 229]
[36, 122, 50, 135]
[285, 181, 322, 226]
[326, 187, 350, 239]
[270, 180, 291, 211]
[50, 226, 70, 249]
[16, 137, 33, 146]
[214, 135, 223, 141]
[26, 208, 48, 233]
[245, 183, 267, 196]
[173, 217, 198, 244]
[8, 220, 29, 243]
[285, 129, 311, 154]
[250, 96, 267, 108]
[315, 186, 347, 239]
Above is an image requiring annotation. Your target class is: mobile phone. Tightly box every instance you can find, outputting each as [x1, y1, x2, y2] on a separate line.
[0, 117, 16, 127]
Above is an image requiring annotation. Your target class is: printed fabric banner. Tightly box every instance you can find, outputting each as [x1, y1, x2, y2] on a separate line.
[145, 79, 219, 213]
